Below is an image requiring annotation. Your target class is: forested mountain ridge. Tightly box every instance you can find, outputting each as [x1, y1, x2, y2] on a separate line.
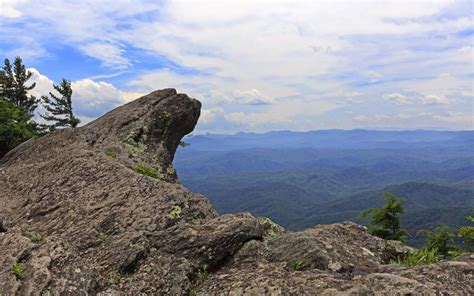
[175, 130, 474, 246]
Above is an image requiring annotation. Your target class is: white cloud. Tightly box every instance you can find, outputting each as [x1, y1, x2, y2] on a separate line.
[79, 42, 131, 69]
[0, 0, 23, 18]
[422, 94, 451, 105]
[383, 92, 455, 105]
[28, 68, 142, 123]
[71, 79, 142, 118]
[2, 0, 473, 131]
[383, 93, 414, 105]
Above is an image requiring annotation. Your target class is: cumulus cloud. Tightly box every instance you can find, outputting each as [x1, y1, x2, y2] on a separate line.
[0, 0, 23, 18]
[383, 93, 414, 105]
[29, 68, 142, 124]
[383, 93, 455, 105]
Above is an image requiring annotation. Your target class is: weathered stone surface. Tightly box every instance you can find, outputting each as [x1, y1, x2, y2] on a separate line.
[1, 89, 472, 295]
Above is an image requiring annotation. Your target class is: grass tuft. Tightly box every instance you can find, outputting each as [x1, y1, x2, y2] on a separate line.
[390, 248, 439, 266]
[135, 164, 160, 179]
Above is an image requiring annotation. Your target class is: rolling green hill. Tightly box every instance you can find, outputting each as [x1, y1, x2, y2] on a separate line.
[175, 130, 474, 247]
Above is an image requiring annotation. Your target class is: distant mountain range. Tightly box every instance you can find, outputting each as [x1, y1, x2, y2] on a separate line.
[175, 130, 474, 246]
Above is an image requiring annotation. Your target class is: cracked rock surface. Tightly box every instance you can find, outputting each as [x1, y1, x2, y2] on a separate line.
[1, 89, 472, 295]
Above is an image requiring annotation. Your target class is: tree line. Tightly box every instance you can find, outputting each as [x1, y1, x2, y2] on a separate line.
[0, 56, 80, 157]
[361, 193, 473, 265]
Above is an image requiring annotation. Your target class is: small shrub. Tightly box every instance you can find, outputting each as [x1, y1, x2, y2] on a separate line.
[27, 233, 42, 242]
[159, 111, 172, 122]
[417, 225, 456, 256]
[458, 216, 474, 252]
[291, 259, 304, 271]
[200, 263, 209, 273]
[105, 149, 117, 158]
[169, 206, 182, 219]
[11, 263, 25, 277]
[179, 141, 190, 147]
[259, 217, 280, 237]
[192, 212, 202, 222]
[135, 164, 160, 179]
[97, 232, 108, 241]
[390, 248, 439, 267]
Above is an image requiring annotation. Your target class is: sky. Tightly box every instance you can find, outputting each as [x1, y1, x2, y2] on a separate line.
[0, 0, 472, 133]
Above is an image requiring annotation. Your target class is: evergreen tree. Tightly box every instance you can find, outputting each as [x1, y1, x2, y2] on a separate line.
[41, 79, 80, 129]
[0, 57, 39, 115]
[0, 98, 37, 158]
[417, 225, 456, 256]
[359, 193, 408, 242]
[458, 216, 474, 252]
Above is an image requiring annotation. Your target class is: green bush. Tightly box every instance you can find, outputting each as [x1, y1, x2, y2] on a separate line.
[179, 140, 190, 147]
[417, 225, 456, 256]
[104, 149, 117, 158]
[458, 216, 474, 252]
[97, 232, 108, 241]
[0, 98, 38, 158]
[200, 263, 209, 273]
[135, 164, 160, 179]
[390, 248, 438, 266]
[11, 263, 25, 277]
[159, 111, 172, 122]
[291, 259, 304, 271]
[170, 205, 182, 219]
[27, 233, 42, 242]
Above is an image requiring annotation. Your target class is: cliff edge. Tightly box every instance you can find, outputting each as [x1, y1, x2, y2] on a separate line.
[1, 89, 472, 295]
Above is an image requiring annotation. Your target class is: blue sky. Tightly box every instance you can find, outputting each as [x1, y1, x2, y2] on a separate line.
[0, 0, 472, 133]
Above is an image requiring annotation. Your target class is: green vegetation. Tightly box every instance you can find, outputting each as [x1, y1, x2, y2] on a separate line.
[0, 98, 38, 157]
[179, 140, 190, 147]
[135, 164, 160, 179]
[192, 211, 202, 222]
[359, 193, 408, 242]
[27, 233, 42, 242]
[0, 57, 39, 115]
[11, 263, 25, 277]
[105, 149, 117, 158]
[159, 110, 172, 122]
[291, 259, 304, 271]
[170, 205, 182, 219]
[0, 56, 78, 157]
[458, 216, 474, 252]
[259, 217, 280, 237]
[417, 225, 456, 256]
[390, 248, 439, 267]
[97, 232, 108, 241]
[41, 78, 80, 129]
[200, 263, 209, 273]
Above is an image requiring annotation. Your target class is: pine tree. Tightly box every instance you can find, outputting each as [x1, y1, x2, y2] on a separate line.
[0, 57, 39, 115]
[359, 193, 408, 242]
[418, 225, 456, 256]
[41, 79, 80, 129]
[0, 99, 37, 158]
[458, 216, 474, 252]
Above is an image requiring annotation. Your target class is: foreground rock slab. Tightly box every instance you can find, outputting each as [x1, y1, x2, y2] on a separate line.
[1, 89, 473, 295]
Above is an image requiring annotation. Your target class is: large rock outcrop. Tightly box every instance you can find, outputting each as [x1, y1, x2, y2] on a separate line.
[0, 89, 472, 295]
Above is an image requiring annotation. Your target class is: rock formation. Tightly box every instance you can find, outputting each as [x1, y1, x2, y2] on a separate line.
[0, 89, 472, 295]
